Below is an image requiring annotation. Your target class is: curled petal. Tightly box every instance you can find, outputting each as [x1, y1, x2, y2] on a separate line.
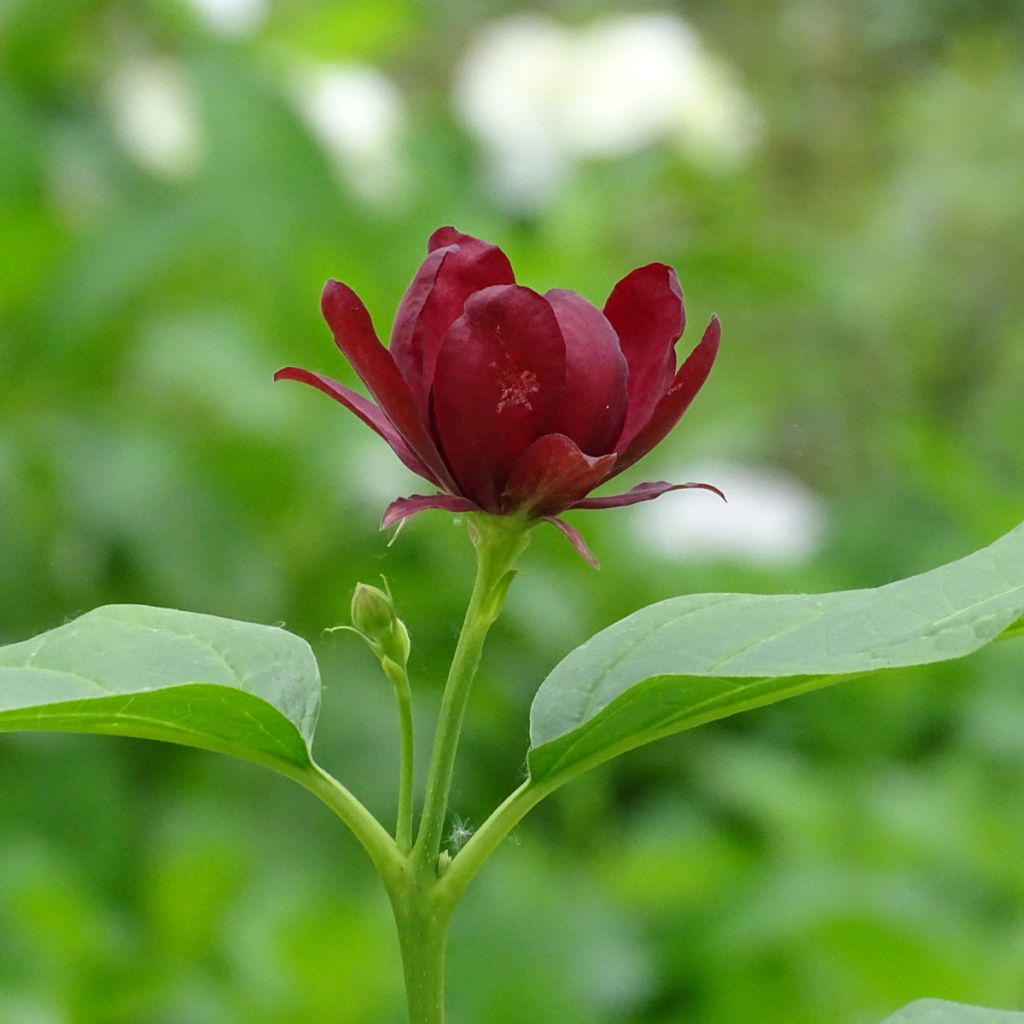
[604, 263, 685, 451]
[432, 284, 566, 511]
[571, 479, 726, 510]
[612, 316, 721, 477]
[274, 367, 439, 485]
[542, 517, 600, 568]
[381, 493, 480, 530]
[390, 229, 515, 412]
[387, 246, 448, 401]
[321, 280, 458, 492]
[501, 433, 616, 517]
[428, 226, 507, 255]
[546, 290, 628, 455]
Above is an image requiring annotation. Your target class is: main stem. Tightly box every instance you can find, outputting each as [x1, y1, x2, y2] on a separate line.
[390, 515, 528, 1024]
[414, 516, 529, 866]
[391, 862, 452, 1024]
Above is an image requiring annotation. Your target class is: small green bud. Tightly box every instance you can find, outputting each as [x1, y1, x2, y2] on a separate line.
[350, 580, 410, 668]
[351, 582, 394, 637]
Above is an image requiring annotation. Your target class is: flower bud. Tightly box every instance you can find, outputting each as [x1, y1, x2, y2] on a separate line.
[350, 580, 410, 668]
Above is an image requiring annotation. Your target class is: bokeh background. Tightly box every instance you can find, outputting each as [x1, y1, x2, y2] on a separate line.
[2, 0, 1024, 1021]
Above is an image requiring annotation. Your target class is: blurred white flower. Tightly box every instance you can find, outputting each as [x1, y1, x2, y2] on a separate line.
[292, 63, 408, 205]
[454, 12, 761, 210]
[184, 0, 267, 36]
[630, 462, 826, 567]
[454, 15, 573, 209]
[106, 58, 203, 180]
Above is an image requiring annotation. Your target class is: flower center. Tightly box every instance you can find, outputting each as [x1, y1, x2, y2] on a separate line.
[495, 367, 540, 413]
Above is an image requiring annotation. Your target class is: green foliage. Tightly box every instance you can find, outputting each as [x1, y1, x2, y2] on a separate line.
[530, 522, 1024, 781]
[883, 1001, 1024, 1023]
[0, 605, 318, 771]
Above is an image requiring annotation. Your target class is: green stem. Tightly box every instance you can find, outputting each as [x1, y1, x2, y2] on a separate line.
[414, 516, 530, 866]
[290, 762, 401, 879]
[436, 778, 552, 907]
[384, 659, 416, 852]
[390, 863, 451, 1024]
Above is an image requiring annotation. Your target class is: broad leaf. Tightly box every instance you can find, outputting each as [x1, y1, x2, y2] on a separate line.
[882, 1000, 1024, 1023]
[0, 605, 320, 772]
[529, 521, 1024, 783]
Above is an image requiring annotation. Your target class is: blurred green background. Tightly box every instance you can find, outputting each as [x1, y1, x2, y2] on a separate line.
[2, 0, 1023, 1021]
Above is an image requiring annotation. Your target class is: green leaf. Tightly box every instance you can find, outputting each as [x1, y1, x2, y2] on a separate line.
[529, 521, 1024, 783]
[881, 1000, 1024, 1022]
[0, 605, 320, 773]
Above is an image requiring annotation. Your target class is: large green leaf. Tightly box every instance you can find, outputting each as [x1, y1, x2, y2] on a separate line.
[0, 605, 320, 772]
[882, 1000, 1024, 1023]
[529, 521, 1024, 783]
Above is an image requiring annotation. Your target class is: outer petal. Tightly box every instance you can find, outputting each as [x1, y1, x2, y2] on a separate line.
[500, 433, 617, 517]
[431, 284, 566, 511]
[274, 367, 439, 485]
[545, 290, 628, 455]
[542, 517, 600, 568]
[603, 263, 685, 451]
[390, 228, 515, 413]
[571, 479, 726, 510]
[381, 493, 480, 530]
[610, 316, 721, 477]
[321, 280, 458, 492]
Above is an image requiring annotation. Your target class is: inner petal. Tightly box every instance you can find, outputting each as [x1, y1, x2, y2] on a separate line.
[430, 284, 566, 511]
[546, 289, 628, 455]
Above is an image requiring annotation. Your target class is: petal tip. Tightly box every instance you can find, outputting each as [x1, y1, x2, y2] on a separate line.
[427, 225, 462, 252]
[543, 516, 601, 568]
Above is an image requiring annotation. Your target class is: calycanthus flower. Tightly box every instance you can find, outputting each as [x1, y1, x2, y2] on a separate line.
[275, 227, 723, 565]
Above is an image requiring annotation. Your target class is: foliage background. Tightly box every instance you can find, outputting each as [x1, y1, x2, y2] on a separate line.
[2, 0, 1023, 1021]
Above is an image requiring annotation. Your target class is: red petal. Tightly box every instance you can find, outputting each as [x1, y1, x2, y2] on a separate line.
[545, 290, 628, 455]
[381, 493, 480, 530]
[274, 367, 440, 485]
[390, 230, 515, 413]
[321, 280, 458, 492]
[427, 226, 499, 252]
[542, 517, 600, 568]
[603, 263, 685, 451]
[501, 433, 617, 517]
[431, 284, 566, 511]
[612, 316, 721, 476]
[571, 479, 726, 510]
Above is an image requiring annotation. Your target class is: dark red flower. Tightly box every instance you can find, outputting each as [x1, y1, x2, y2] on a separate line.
[276, 227, 722, 564]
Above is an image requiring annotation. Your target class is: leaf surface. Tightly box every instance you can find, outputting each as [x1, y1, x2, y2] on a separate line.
[0, 605, 320, 772]
[882, 1000, 1024, 1023]
[529, 522, 1024, 782]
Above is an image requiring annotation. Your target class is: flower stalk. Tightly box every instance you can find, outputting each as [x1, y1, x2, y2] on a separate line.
[414, 514, 531, 867]
[382, 656, 416, 852]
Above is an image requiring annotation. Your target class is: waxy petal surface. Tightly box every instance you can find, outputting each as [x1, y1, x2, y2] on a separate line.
[381, 493, 479, 530]
[274, 367, 439, 484]
[321, 280, 457, 492]
[612, 316, 721, 476]
[432, 284, 566, 511]
[501, 433, 617, 517]
[603, 263, 685, 450]
[572, 479, 726, 510]
[543, 517, 601, 568]
[545, 290, 628, 455]
[390, 229, 515, 413]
